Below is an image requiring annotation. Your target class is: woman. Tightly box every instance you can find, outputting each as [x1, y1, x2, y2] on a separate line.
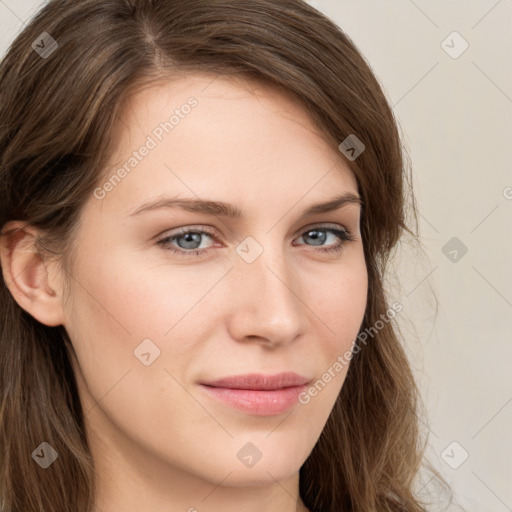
[0, 0, 450, 511]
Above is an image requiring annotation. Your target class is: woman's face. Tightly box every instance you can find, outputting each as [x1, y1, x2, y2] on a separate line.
[60, 74, 368, 495]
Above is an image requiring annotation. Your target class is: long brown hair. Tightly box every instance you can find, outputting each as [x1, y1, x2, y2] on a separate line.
[0, 1, 451, 510]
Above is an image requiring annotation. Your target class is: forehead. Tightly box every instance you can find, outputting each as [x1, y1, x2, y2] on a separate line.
[92, 73, 359, 220]
[120, 73, 311, 126]
[113, 72, 339, 160]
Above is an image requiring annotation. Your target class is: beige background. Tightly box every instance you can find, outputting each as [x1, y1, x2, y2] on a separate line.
[1, 1, 511, 510]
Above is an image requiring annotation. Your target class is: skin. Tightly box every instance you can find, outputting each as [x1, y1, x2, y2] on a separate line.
[0, 74, 368, 512]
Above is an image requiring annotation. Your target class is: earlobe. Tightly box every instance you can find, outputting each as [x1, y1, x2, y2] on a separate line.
[0, 221, 65, 327]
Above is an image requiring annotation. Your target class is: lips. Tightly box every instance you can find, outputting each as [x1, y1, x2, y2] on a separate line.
[200, 372, 311, 390]
[198, 372, 311, 416]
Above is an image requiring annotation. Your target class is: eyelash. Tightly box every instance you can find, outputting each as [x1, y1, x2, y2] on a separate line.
[156, 225, 357, 257]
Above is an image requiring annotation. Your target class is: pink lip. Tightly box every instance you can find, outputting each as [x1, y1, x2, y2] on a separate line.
[199, 372, 310, 416]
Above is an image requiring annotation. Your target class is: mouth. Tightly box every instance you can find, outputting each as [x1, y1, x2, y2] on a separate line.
[198, 372, 311, 416]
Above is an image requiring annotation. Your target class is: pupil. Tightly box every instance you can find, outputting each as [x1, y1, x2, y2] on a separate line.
[306, 230, 326, 246]
[179, 232, 201, 249]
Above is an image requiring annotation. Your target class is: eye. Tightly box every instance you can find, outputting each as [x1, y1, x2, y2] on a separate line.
[156, 225, 356, 257]
[293, 226, 356, 254]
[157, 227, 217, 257]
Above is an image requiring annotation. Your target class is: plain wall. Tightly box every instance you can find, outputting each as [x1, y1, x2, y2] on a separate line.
[1, 1, 511, 510]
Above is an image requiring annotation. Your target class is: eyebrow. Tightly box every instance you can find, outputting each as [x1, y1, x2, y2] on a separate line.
[129, 192, 363, 219]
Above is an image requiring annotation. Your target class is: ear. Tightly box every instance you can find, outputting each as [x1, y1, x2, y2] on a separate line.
[0, 221, 65, 327]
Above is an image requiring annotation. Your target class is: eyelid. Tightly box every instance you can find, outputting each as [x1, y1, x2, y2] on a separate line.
[153, 224, 217, 241]
[298, 222, 351, 234]
[156, 222, 352, 243]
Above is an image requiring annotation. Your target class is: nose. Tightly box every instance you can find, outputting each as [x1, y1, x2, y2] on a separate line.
[225, 245, 309, 348]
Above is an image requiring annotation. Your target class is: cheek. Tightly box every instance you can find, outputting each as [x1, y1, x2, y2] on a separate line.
[298, 256, 368, 401]
[62, 249, 170, 405]
[63, 246, 221, 403]
[68, 247, 196, 336]
[305, 255, 368, 343]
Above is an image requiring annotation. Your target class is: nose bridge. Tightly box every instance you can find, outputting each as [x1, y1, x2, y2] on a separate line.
[226, 236, 308, 344]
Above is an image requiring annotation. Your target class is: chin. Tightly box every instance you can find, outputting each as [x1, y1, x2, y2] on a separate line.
[221, 467, 300, 488]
